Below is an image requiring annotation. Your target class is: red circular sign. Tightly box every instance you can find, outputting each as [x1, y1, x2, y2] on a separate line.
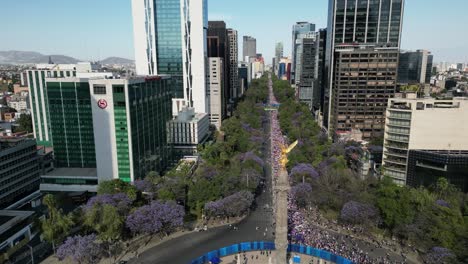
[97, 99, 108, 109]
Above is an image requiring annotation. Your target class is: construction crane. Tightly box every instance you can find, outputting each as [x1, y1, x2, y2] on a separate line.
[280, 140, 298, 169]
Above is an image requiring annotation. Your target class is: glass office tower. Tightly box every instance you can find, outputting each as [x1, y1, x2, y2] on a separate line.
[132, 0, 208, 116]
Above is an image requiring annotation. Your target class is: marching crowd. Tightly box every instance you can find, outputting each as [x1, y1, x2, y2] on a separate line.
[268, 76, 407, 264]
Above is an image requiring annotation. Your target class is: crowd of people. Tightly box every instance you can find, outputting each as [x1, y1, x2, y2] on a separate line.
[267, 75, 407, 264]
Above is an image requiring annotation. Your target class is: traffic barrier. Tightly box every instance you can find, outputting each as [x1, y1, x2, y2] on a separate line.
[190, 242, 352, 264]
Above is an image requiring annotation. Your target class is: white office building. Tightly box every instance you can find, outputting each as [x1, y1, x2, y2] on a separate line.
[208, 58, 224, 130]
[131, 0, 208, 116]
[167, 107, 210, 158]
[382, 94, 468, 185]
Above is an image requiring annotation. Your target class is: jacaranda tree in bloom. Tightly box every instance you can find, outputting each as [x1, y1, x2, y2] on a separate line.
[340, 201, 380, 226]
[290, 163, 319, 184]
[84, 193, 132, 214]
[204, 191, 254, 218]
[126, 200, 185, 237]
[56, 234, 101, 264]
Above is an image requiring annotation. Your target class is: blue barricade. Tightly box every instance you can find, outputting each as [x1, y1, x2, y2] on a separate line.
[190, 242, 352, 264]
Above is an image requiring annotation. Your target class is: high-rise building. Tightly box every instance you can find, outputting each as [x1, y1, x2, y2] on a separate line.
[325, 0, 405, 139]
[207, 58, 224, 130]
[0, 138, 40, 209]
[238, 62, 250, 96]
[227, 29, 239, 101]
[25, 63, 94, 147]
[291, 22, 316, 85]
[316, 29, 327, 115]
[243, 36, 257, 60]
[275, 42, 284, 73]
[131, 0, 208, 116]
[398, 50, 433, 84]
[208, 21, 230, 118]
[382, 95, 468, 189]
[45, 77, 97, 169]
[89, 76, 173, 183]
[298, 36, 317, 109]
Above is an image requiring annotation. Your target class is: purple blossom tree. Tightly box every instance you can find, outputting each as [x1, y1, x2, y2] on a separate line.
[56, 234, 101, 264]
[291, 183, 312, 208]
[134, 179, 155, 193]
[84, 193, 132, 214]
[424, 247, 456, 264]
[126, 200, 184, 236]
[290, 163, 319, 183]
[340, 201, 380, 225]
[204, 191, 254, 218]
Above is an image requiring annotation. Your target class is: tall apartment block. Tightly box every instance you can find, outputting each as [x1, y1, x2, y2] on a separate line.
[88, 76, 173, 183]
[243, 36, 257, 60]
[291, 22, 316, 85]
[0, 138, 40, 209]
[326, 0, 405, 139]
[131, 0, 208, 116]
[207, 58, 224, 130]
[228, 29, 239, 100]
[398, 50, 433, 84]
[382, 95, 468, 191]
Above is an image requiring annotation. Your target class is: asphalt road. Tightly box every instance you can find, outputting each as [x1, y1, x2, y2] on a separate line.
[129, 111, 274, 264]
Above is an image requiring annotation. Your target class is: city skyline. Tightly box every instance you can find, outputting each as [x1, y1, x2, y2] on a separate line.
[1, 0, 467, 63]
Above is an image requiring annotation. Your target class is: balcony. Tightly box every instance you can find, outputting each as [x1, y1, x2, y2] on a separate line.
[384, 158, 407, 166]
[387, 122, 411, 128]
[385, 142, 408, 150]
[386, 129, 410, 136]
[384, 151, 407, 159]
[386, 137, 409, 143]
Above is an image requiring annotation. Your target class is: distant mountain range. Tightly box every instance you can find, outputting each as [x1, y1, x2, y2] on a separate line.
[0, 51, 134, 65]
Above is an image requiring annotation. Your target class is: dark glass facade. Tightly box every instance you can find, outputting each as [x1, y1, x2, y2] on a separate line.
[398, 50, 433, 84]
[154, 0, 184, 98]
[128, 78, 173, 180]
[47, 80, 96, 168]
[407, 150, 468, 193]
[331, 0, 403, 46]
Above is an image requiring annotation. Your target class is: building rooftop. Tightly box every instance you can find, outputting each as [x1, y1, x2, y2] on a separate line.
[43, 167, 97, 178]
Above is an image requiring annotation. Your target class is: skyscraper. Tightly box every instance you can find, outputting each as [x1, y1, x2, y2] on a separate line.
[243, 36, 257, 60]
[298, 36, 317, 109]
[227, 29, 239, 100]
[291, 22, 316, 85]
[208, 21, 230, 118]
[325, 0, 405, 139]
[131, 0, 208, 116]
[275, 42, 284, 74]
[398, 50, 433, 84]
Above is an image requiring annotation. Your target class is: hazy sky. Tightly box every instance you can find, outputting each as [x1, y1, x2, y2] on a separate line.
[1, 0, 467, 63]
